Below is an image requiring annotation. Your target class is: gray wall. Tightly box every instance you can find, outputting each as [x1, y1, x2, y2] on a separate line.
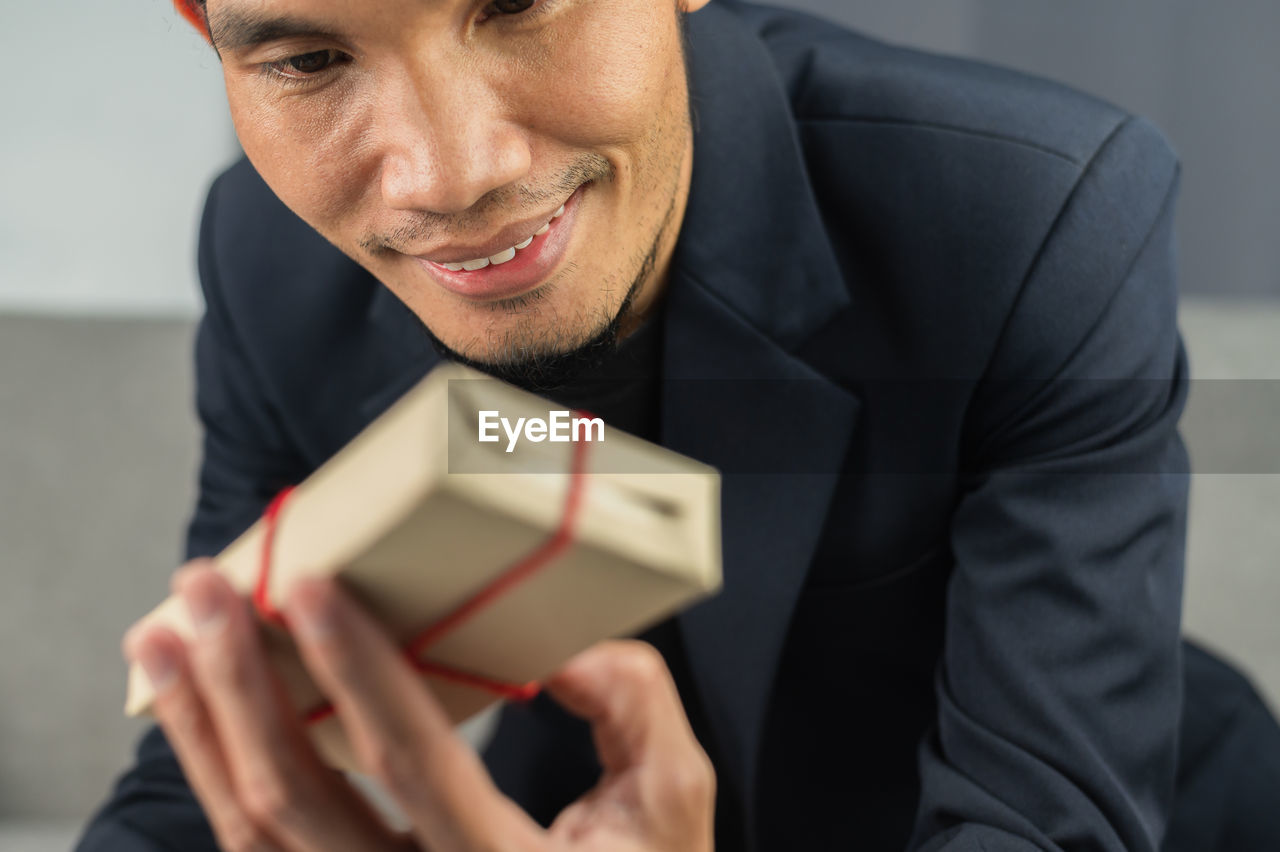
[0, 316, 199, 821]
[0, 0, 235, 316]
[770, 0, 1280, 299]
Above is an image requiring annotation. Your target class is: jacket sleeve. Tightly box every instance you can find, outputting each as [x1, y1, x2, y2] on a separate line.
[909, 116, 1188, 851]
[77, 175, 311, 852]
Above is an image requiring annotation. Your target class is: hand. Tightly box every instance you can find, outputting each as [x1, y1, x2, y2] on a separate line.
[124, 560, 716, 851]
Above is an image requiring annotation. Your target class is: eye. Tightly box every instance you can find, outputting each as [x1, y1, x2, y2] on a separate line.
[269, 49, 345, 78]
[490, 0, 537, 14]
[288, 51, 334, 73]
[285, 50, 338, 74]
[478, 0, 555, 25]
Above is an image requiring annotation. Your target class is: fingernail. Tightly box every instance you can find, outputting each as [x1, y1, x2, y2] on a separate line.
[134, 640, 178, 695]
[183, 578, 228, 637]
[286, 579, 335, 641]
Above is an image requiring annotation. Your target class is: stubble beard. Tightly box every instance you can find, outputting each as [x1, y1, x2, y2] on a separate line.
[418, 192, 671, 393]
[419, 106, 691, 392]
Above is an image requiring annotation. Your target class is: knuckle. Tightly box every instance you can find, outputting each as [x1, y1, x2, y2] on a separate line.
[668, 757, 713, 803]
[658, 746, 715, 812]
[362, 739, 420, 797]
[218, 816, 274, 852]
[617, 643, 669, 690]
[154, 685, 219, 755]
[197, 634, 256, 691]
[169, 705, 217, 754]
[314, 634, 360, 683]
[239, 768, 298, 828]
[701, 751, 717, 799]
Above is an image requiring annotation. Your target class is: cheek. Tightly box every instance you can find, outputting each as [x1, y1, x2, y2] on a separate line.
[514, 3, 684, 155]
[226, 78, 376, 235]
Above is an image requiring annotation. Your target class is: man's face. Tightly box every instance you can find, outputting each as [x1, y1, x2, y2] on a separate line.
[205, 0, 704, 368]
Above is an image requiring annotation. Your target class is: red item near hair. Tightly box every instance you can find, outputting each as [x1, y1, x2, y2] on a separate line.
[173, 0, 206, 36]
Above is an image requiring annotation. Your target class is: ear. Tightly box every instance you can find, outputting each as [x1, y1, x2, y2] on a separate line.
[679, 0, 713, 12]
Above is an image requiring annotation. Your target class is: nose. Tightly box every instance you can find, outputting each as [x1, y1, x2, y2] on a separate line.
[378, 62, 531, 214]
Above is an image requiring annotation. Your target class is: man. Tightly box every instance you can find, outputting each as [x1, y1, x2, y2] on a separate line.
[81, 0, 1280, 849]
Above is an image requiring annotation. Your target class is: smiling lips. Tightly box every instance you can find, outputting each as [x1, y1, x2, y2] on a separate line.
[413, 188, 582, 301]
[438, 203, 566, 272]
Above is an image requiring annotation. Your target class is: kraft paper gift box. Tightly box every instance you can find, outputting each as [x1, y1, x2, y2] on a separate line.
[124, 363, 722, 771]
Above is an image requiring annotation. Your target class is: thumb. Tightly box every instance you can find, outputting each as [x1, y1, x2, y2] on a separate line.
[543, 640, 700, 775]
[545, 641, 716, 852]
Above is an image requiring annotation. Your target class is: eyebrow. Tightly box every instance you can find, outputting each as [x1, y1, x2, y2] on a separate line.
[208, 9, 345, 53]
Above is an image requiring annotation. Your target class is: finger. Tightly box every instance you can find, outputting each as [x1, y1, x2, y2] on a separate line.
[169, 557, 215, 594]
[285, 577, 541, 852]
[545, 640, 715, 840]
[126, 624, 286, 852]
[544, 642, 715, 850]
[176, 567, 399, 851]
[545, 640, 706, 775]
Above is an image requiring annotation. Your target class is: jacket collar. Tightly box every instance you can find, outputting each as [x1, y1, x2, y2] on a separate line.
[358, 288, 439, 426]
[661, 3, 858, 838]
[674, 0, 850, 349]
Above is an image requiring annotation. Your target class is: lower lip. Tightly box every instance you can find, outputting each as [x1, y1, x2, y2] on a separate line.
[414, 186, 584, 301]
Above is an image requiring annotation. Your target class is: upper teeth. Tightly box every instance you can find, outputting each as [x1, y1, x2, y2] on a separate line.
[440, 204, 566, 272]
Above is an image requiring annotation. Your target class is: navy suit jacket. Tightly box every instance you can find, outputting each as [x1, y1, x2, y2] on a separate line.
[80, 2, 1200, 850]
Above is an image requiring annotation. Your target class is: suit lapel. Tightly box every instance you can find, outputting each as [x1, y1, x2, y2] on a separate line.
[356, 284, 441, 427]
[660, 4, 862, 832]
[662, 274, 858, 832]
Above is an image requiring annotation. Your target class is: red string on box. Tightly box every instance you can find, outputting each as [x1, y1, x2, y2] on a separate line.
[253, 431, 592, 725]
[252, 487, 295, 627]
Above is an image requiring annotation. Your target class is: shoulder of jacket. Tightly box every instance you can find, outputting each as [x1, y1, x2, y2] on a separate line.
[201, 158, 376, 323]
[723, 3, 1181, 380]
[727, 0, 1159, 169]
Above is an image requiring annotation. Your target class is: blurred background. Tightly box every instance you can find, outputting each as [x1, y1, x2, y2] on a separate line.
[2, 0, 1277, 847]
